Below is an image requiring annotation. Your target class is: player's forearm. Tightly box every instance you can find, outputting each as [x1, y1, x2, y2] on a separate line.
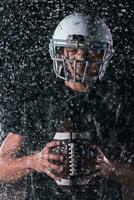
[113, 161, 134, 187]
[0, 155, 34, 183]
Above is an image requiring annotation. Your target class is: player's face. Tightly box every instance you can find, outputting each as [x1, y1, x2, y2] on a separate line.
[63, 48, 102, 80]
[63, 47, 103, 92]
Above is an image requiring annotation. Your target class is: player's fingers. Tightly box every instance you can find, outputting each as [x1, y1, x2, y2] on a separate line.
[46, 140, 61, 148]
[46, 169, 61, 181]
[48, 153, 64, 161]
[96, 146, 104, 157]
[47, 162, 63, 172]
[89, 144, 97, 149]
[97, 157, 109, 166]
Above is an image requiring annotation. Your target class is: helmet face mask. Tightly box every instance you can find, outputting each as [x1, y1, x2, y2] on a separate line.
[49, 13, 113, 84]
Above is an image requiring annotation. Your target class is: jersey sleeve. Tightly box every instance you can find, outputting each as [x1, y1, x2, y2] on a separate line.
[1, 94, 26, 138]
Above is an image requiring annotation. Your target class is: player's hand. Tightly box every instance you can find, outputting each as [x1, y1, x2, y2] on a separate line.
[31, 141, 64, 181]
[95, 146, 115, 177]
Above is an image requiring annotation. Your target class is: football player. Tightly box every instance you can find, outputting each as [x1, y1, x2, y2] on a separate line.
[0, 13, 133, 200]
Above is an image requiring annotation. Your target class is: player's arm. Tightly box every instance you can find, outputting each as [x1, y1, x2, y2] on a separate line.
[95, 146, 134, 188]
[0, 133, 63, 183]
[0, 132, 34, 182]
[112, 161, 134, 187]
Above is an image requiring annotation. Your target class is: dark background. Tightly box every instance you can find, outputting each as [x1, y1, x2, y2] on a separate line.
[0, 0, 133, 199]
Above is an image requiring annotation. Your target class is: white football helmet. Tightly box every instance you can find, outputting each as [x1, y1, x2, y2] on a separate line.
[49, 13, 113, 83]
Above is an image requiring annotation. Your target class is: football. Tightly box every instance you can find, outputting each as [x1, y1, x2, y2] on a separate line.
[51, 131, 97, 194]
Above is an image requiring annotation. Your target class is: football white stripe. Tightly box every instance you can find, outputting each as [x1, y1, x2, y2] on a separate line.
[56, 177, 90, 186]
[54, 131, 91, 140]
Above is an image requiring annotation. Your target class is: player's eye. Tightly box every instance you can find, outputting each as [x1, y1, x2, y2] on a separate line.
[67, 48, 77, 54]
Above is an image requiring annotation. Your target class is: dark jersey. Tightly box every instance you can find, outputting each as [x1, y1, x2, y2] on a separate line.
[1, 74, 134, 200]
